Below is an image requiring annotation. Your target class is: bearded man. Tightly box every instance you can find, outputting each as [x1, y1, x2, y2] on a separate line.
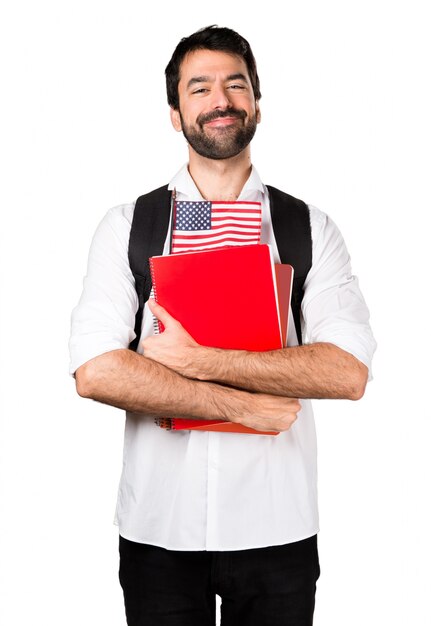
[70, 25, 376, 626]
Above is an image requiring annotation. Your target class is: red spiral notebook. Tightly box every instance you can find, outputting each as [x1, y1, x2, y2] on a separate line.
[149, 244, 293, 435]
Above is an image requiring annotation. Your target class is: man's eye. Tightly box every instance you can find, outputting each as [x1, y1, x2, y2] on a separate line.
[192, 88, 208, 94]
[229, 84, 245, 90]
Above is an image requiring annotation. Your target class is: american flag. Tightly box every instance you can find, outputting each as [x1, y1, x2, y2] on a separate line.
[171, 200, 262, 254]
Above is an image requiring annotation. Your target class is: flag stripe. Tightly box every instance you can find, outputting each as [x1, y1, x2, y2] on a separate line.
[211, 216, 262, 222]
[211, 209, 261, 214]
[211, 201, 261, 206]
[173, 227, 261, 236]
[173, 231, 260, 242]
[211, 224, 261, 230]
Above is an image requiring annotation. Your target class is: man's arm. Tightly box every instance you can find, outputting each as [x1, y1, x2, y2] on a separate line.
[75, 348, 302, 433]
[178, 342, 367, 399]
[142, 300, 368, 400]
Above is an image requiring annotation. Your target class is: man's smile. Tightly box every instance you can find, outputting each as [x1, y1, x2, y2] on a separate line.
[196, 107, 247, 130]
[203, 116, 241, 128]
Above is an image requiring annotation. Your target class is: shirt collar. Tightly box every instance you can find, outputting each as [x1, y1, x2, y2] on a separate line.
[168, 163, 265, 201]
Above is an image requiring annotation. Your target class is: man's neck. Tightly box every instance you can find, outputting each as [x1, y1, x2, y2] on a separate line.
[187, 149, 252, 201]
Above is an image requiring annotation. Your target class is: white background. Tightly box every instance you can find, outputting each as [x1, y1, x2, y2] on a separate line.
[0, 1, 429, 624]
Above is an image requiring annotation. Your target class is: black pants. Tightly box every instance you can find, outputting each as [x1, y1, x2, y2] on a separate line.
[119, 534, 320, 626]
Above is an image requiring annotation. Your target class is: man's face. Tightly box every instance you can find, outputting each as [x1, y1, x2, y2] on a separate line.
[171, 49, 261, 160]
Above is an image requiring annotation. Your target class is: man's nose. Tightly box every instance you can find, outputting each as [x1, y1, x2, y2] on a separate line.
[209, 85, 232, 110]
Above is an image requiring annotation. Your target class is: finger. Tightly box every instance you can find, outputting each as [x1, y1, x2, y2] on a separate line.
[148, 298, 177, 328]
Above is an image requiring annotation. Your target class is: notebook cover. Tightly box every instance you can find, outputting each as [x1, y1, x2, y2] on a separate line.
[274, 263, 294, 347]
[150, 244, 282, 351]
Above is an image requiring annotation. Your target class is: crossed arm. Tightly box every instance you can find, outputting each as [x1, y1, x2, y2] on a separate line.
[141, 299, 368, 400]
[75, 299, 368, 433]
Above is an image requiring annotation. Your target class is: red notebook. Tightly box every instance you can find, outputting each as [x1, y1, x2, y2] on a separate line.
[274, 263, 294, 348]
[149, 244, 293, 435]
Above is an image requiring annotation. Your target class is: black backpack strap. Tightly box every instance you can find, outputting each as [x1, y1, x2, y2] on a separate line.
[267, 185, 312, 345]
[128, 185, 172, 351]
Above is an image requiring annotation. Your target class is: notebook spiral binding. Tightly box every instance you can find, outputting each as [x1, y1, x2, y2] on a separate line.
[149, 286, 160, 335]
[155, 417, 172, 429]
[149, 258, 173, 430]
[148, 258, 161, 337]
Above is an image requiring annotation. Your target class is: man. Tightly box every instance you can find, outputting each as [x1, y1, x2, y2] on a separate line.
[70, 25, 376, 626]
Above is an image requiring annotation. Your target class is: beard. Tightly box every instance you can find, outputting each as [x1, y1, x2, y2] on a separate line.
[179, 107, 258, 160]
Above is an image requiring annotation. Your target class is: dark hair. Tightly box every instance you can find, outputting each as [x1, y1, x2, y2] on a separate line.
[165, 25, 261, 110]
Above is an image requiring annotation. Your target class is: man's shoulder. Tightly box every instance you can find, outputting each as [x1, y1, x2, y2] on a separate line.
[307, 203, 328, 231]
[96, 185, 171, 243]
[266, 185, 329, 244]
[90, 201, 137, 252]
[265, 185, 327, 224]
[104, 201, 136, 225]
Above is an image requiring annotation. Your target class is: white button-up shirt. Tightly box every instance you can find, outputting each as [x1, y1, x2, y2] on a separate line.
[69, 164, 376, 551]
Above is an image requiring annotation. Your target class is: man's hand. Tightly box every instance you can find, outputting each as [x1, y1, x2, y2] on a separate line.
[232, 394, 302, 432]
[141, 299, 201, 377]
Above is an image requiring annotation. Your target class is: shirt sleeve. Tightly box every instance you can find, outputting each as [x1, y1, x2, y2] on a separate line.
[302, 206, 377, 379]
[68, 203, 139, 375]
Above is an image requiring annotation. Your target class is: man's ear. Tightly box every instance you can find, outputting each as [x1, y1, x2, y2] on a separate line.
[256, 101, 261, 124]
[170, 107, 182, 132]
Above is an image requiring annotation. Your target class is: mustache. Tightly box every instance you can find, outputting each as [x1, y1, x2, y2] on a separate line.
[197, 108, 246, 126]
